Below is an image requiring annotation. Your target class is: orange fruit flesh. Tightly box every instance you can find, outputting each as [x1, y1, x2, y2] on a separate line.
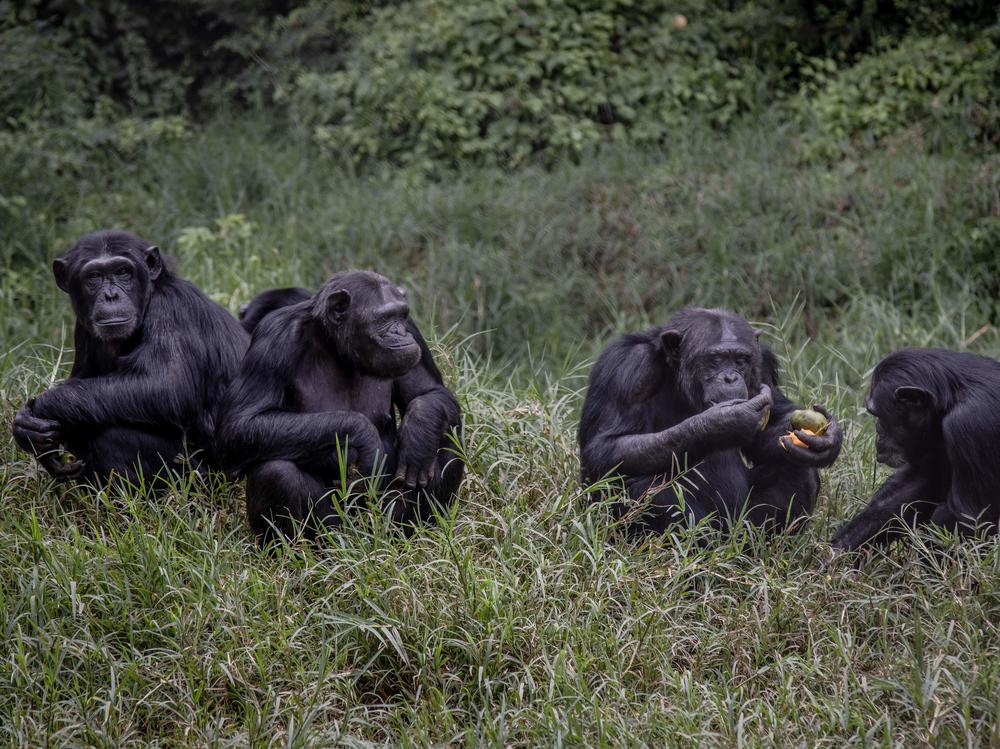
[784, 429, 816, 449]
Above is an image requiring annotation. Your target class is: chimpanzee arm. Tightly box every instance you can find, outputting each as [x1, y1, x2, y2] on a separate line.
[580, 338, 771, 480]
[216, 312, 380, 474]
[31, 337, 202, 429]
[830, 465, 944, 550]
[392, 320, 461, 487]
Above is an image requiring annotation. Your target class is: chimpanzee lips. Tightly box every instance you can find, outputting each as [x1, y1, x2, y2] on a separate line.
[94, 317, 132, 326]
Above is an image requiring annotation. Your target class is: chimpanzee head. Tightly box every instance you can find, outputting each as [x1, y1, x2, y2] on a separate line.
[53, 230, 164, 343]
[660, 308, 764, 411]
[312, 270, 422, 378]
[867, 350, 944, 467]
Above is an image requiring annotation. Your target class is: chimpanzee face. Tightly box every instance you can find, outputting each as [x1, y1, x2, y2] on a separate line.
[314, 271, 421, 378]
[866, 380, 938, 468]
[663, 310, 762, 410]
[693, 341, 756, 405]
[52, 231, 161, 343]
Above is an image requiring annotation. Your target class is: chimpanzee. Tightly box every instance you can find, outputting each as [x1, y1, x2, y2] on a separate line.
[216, 271, 463, 543]
[11, 229, 249, 483]
[238, 286, 310, 334]
[579, 307, 842, 535]
[832, 348, 1000, 550]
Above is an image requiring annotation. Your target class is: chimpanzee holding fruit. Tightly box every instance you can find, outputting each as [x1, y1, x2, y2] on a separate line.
[579, 307, 842, 535]
[831, 348, 1000, 551]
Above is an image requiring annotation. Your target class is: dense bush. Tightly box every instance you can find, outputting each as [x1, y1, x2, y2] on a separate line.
[795, 32, 1000, 159]
[1, 1, 997, 174]
[292, 0, 786, 169]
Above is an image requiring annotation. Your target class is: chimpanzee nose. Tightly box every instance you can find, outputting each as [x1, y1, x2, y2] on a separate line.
[723, 371, 739, 384]
[104, 288, 119, 301]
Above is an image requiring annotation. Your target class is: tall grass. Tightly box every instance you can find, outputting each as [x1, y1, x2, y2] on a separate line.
[1, 115, 999, 746]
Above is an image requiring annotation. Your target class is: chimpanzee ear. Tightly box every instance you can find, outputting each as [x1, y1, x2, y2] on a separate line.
[324, 289, 352, 325]
[660, 329, 683, 364]
[143, 245, 162, 281]
[52, 258, 70, 293]
[894, 386, 934, 408]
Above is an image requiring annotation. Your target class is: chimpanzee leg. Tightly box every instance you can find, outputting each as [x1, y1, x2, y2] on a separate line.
[743, 463, 820, 533]
[245, 460, 332, 544]
[387, 451, 465, 526]
[67, 427, 186, 485]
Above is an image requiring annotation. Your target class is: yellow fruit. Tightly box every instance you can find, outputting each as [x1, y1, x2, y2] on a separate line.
[790, 409, 829, 435]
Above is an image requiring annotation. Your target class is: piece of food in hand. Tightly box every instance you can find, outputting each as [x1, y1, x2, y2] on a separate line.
[789, 409, 829, 435]
[779, 410, 830, 450]
[61, 451, 77, 465]
[760, 407, 770, 431]
[784, 431, 812, 449]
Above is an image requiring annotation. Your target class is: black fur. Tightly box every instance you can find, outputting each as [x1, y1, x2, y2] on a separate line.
[579, 308, 842, 535]
[832, 347, 1000, 550]
[239, 287, 311, 334]
[217, 271, 463, 544]
[12, 229, 249, 483]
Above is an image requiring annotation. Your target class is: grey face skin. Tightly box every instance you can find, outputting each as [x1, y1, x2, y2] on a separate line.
[313, 271, 421, 378]
[54, 243, 161, 344]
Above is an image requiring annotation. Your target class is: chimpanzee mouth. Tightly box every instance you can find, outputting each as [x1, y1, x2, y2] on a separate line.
[94, 318, 133, 326]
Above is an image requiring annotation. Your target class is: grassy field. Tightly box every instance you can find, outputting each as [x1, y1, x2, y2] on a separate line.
[1, 115, 999, 746]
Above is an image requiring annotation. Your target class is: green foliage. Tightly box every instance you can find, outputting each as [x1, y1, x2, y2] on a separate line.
[2, 117, 1000, 745]
[293, 0, 784, 169]
[796, 33, 1000, 159]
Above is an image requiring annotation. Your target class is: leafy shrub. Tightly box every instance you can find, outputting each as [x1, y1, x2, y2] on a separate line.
[795, 33, 1000, 159]
[291, 0, 785, 170]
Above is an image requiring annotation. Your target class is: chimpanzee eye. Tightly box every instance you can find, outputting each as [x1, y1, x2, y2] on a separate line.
[116, 268, 133, 280]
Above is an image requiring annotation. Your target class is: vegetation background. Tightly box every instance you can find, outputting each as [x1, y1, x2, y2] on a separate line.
[1, 1, 999, 745]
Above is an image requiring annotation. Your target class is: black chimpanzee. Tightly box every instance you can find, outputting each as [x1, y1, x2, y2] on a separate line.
[11, 229, 249, 483]
[579, 307, 842, 535]
[832, 348, 1000, 551]
[216, 271, 463, 543]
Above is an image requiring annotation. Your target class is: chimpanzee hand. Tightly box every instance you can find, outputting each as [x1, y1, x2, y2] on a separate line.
[699, 384, 773, 449]
[778, 405, 842, 468]
[395, 422, 441, 490]
[12, 399, 61, 456]
[12, 399, 86, 480]
[346, 416, 382, 476]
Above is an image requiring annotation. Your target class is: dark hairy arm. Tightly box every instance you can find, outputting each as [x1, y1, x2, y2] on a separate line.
[215, 312, 379, 474]
[831, 465, 944, 550]
[30, 336, 201, 430]
[392, 320, 461, 487]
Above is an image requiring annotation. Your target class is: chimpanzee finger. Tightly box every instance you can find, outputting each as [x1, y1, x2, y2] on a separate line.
[13, 409, 63, 441]
[51, 459, 86, 479]
[13, 426, 59, 450]
[748, 385, 772, 411]
[403, 463, 422, 488]
[416, 465, 433, 488]
[778, 435, 827, 466]
[792, 429, 834, 450]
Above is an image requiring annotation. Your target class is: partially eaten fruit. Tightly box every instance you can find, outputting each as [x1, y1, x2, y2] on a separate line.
[781, 409, 829, 450]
